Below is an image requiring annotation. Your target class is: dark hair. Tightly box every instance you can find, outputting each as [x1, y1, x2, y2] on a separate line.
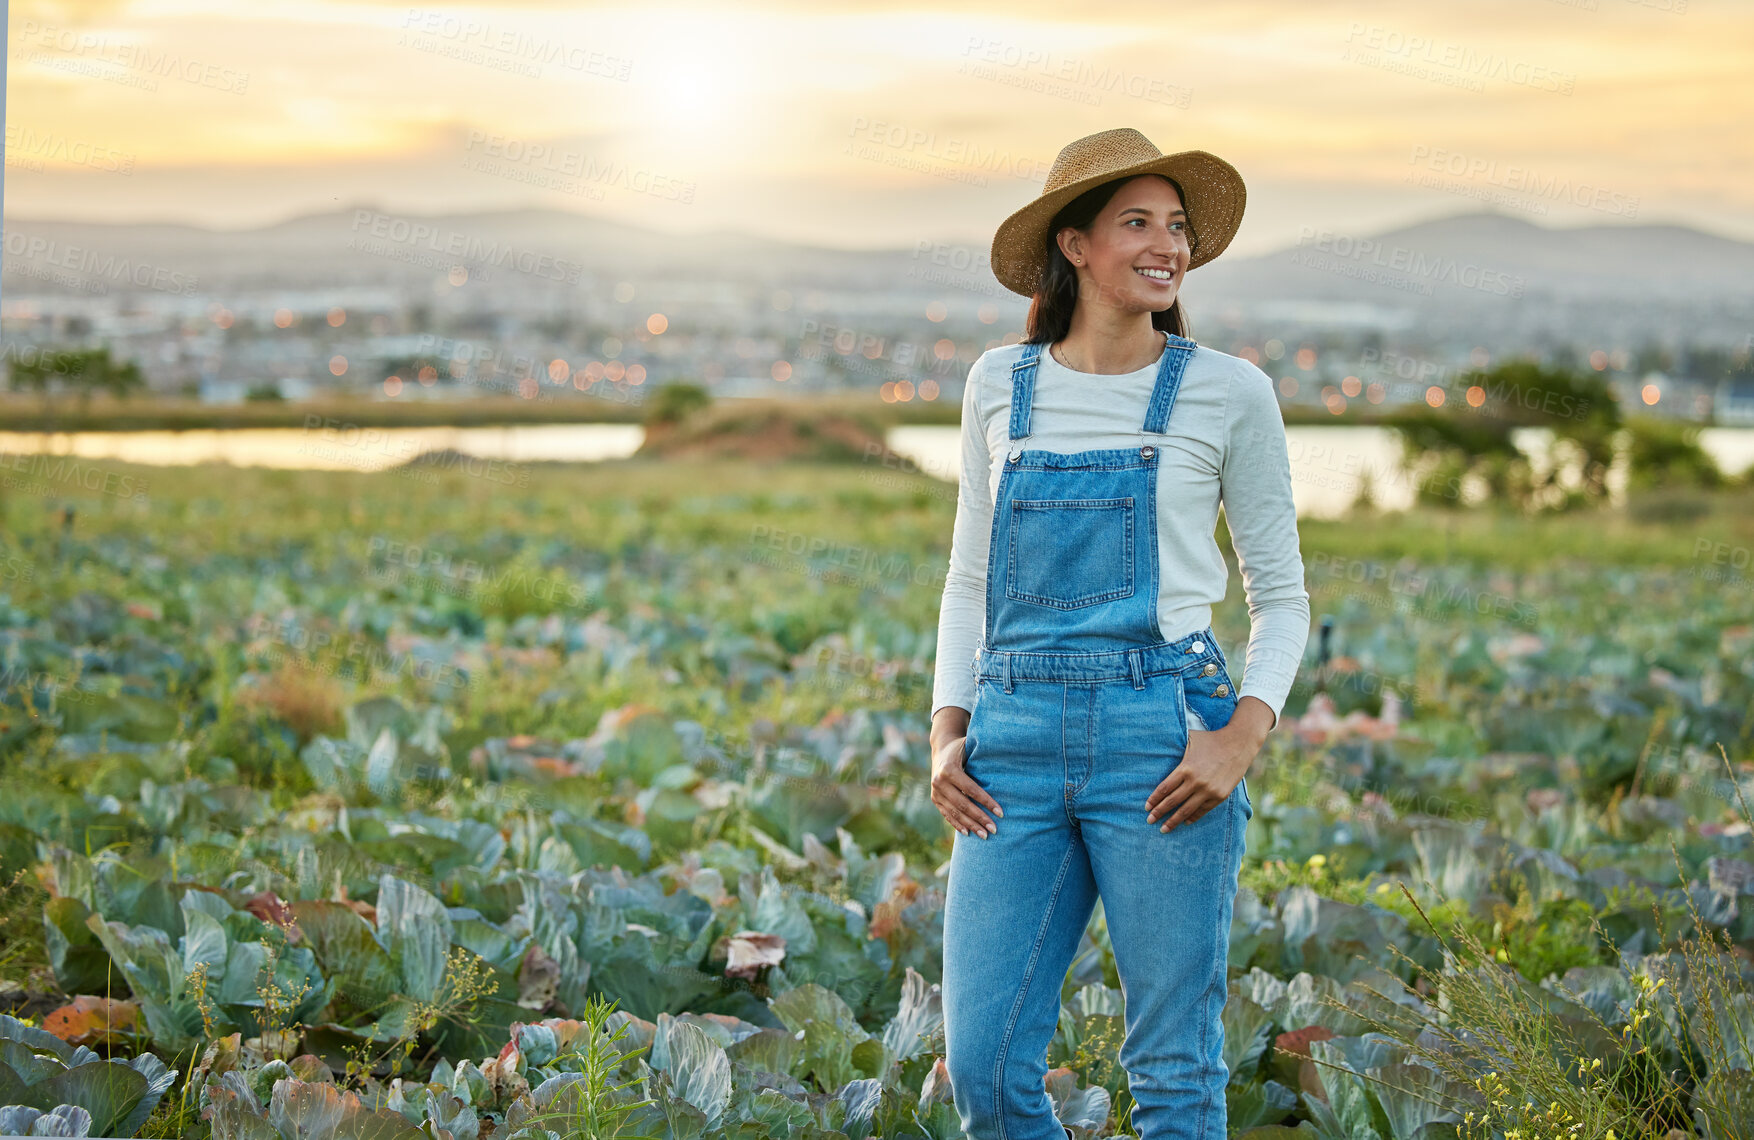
[1022, 172, 1200, 345]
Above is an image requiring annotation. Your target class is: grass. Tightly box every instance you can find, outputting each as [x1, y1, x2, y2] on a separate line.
[2, 450, 1751, 1136]
[0, 866, 51, 990]
[1319, 745, 1754, 1140]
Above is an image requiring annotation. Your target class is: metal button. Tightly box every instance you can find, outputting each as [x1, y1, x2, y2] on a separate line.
[1190, 640, 1205, 654]
[1214, 683, 1229, 697]
[1140, 445, 1154, 458]
[1007, 450, 1021, 463]
[1203, 662, 1218, 676]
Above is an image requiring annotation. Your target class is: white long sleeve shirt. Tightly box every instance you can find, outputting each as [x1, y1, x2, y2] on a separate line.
[930, 338, 1311, 729]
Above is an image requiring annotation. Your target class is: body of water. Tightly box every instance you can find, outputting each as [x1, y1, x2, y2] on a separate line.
[3, 422, 1748, 521]
[0, 423, 645, 472]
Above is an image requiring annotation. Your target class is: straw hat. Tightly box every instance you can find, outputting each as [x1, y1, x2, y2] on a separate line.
[989, 127, 1247, 298]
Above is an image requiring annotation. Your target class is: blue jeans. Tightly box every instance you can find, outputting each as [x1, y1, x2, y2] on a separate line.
[941, 627, 1252, 1140]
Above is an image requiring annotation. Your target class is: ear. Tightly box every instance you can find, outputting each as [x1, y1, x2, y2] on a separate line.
[1053, 226, 1081, 266]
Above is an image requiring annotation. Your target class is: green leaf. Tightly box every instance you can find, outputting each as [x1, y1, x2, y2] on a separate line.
[1226, 1079, 1299, 1133]
[725, 1027, 801, 1078]
[375, 875, 453, 1002]
[42, 896, 119, 996]
[182, 907, 231, 982]
[1307, 1039, 1388, 1140]
[85, 915, 207, 1051]
[748, 1087, 814, 1138]
[832, 1078, 882, 1140]
[0, 1013, 76, 1063]
[749, 868, 817, 958]
[1369, 1063, 1465, 1139]
[267, 1078, 349, 1139]
[878, 968, 941, 1070]
[0, 1059, 32, 1106]
[37, 1059, 150, 1136]
[770, 984, 868, 1093]
[113, 1052, 179, 1138]
[1044, 1069, 1108, 1133]
[849, 1038, 885, 1081]
[217, 939, 271, 1007]
[660, 1020, 732, 1128]
[1, 1041, 60, 1086]
[1223, 995, 1275, 1085]
[291, 900, 401, 1012]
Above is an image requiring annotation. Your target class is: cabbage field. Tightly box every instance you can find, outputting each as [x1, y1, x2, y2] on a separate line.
[0, 455, 1751, 1139]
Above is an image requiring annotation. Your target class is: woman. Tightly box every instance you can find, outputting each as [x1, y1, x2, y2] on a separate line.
[929, 128, 1310, 1139]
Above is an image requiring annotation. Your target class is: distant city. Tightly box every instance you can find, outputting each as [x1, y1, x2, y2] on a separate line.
[3, 206, 1752, 423]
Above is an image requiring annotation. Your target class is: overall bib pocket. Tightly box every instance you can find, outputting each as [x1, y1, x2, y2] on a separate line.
[1006, 496, 1135, 609]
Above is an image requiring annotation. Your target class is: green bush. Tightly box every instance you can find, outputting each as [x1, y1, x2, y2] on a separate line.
[644, 383, 713, 426]
[1623, 417, 1723, 492]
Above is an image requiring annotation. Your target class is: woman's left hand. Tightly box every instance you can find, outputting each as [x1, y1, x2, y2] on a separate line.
[1146, 696, 1274, 831]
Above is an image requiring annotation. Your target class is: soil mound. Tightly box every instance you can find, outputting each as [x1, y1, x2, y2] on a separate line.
[636, 401, 892, 463]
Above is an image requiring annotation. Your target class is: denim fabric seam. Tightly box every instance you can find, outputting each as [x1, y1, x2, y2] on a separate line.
[991, 833, 1078, 1140]
[983, 470, 1001, 660]
[1079, 685, 1096, 798]
[1199, 791, 1237, 1136]
[971, 645, 1235, 683]
[1002, 448, 1153, 471]
[1145, 453, 1160, 640]
[1062, 685, 1076, 819]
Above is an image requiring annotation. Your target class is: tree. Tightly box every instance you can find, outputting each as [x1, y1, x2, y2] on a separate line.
[643, 382, 713, 427]
[1622, 418, 1722, 492]
[1386, 359, 1620, 511]
[9, 346, 146, 409]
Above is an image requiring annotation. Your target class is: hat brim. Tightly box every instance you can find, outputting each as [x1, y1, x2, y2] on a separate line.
[989, 149, 1246, 298]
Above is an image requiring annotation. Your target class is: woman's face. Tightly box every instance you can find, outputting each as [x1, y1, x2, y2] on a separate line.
[1056, 175, 1192, 315]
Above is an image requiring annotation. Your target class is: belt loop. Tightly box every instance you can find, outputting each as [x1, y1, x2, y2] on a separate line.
[1003, 652, 1014, 694]
[1128, 647, 1145, 690]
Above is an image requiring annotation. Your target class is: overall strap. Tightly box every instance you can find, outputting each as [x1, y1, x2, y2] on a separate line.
[1140, 333, 1198, 434]
[1007, 341, 1044, 441]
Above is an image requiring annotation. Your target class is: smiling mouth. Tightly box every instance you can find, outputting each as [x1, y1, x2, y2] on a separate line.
[1135, 267, 1177, 284]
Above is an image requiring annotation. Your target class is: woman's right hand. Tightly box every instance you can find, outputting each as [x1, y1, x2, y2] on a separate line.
[930, 712, 1002, 838]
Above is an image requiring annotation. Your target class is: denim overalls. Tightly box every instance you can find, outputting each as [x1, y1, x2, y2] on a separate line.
[941, 333, 1252, 1140]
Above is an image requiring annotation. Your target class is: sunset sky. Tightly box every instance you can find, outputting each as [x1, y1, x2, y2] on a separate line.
[6, 0, 1752, 254]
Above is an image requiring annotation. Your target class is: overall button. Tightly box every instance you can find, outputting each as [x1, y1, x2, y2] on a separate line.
[1202, 662, 1218, 676]
[1190, 640, 1206, 655]
[1008, 450, 1021, 462]
[1140, 445, 1154, 458]
[1214, 684, 1230, 697]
